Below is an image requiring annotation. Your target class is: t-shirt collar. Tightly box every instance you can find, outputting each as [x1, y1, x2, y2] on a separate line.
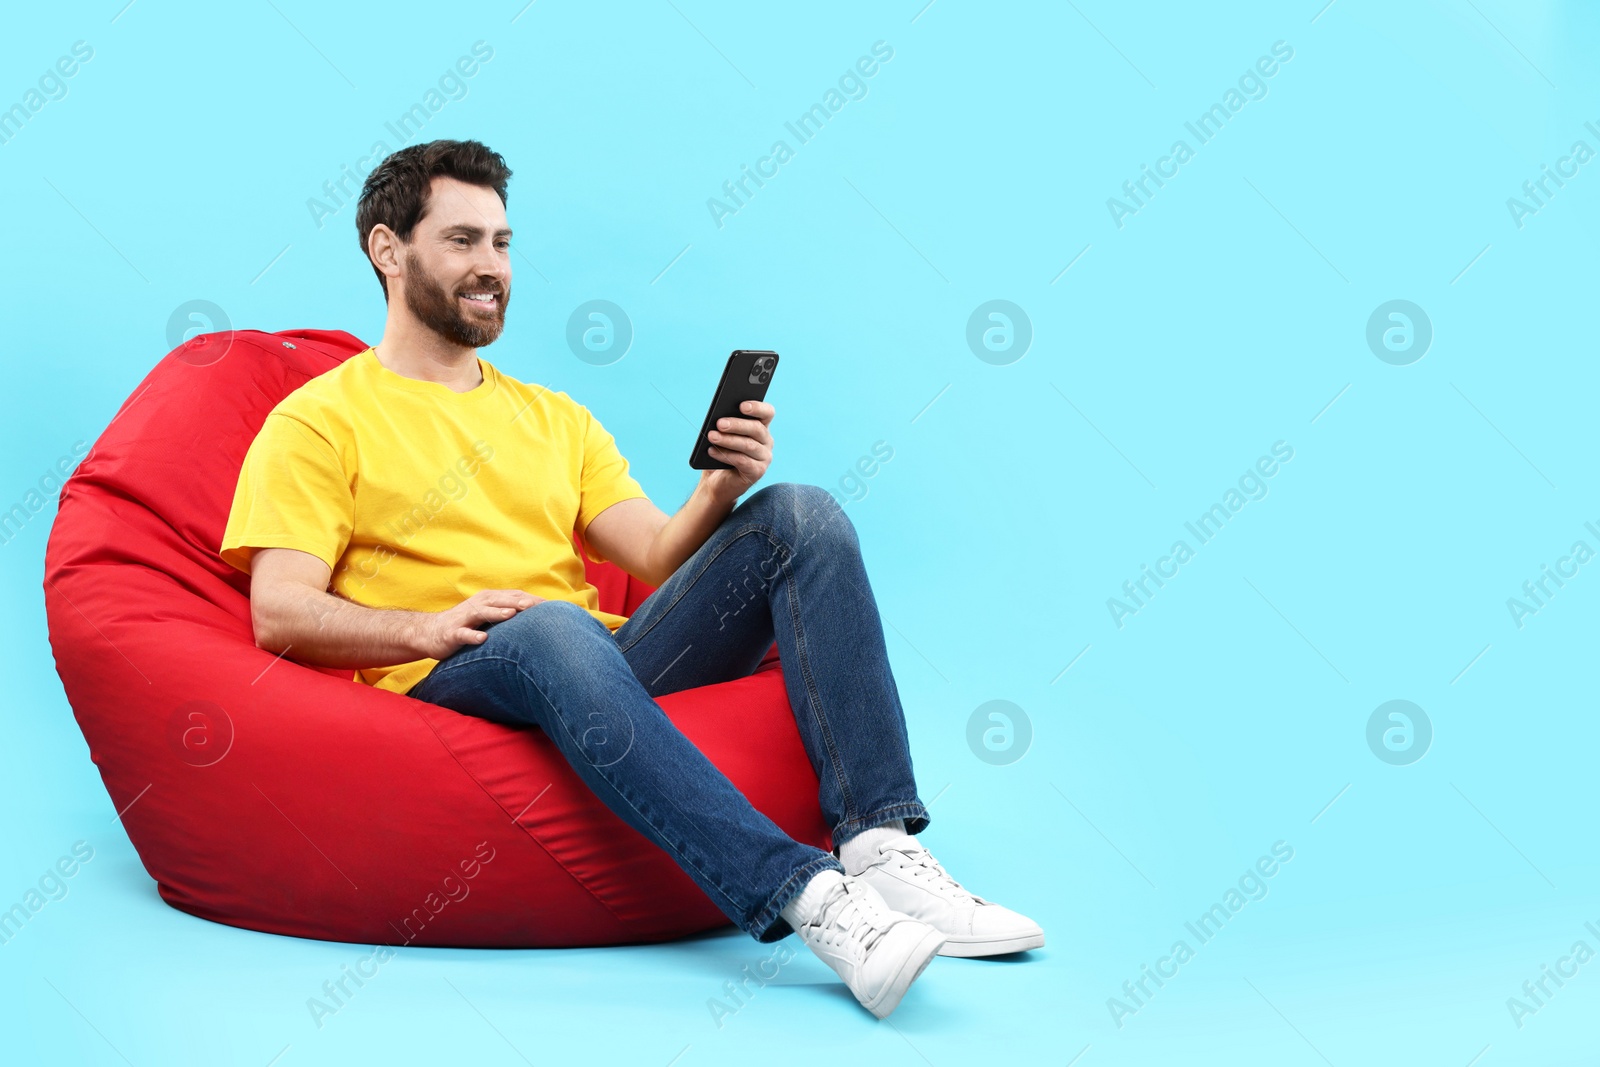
[362, 347, 498, 401]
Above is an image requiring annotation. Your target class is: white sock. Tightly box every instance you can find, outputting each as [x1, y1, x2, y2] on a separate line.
[837, 819, 907, 877]
[780, 868, 844, 929]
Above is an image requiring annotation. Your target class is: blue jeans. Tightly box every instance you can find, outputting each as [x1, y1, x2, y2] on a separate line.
[407, 482, 930, 942]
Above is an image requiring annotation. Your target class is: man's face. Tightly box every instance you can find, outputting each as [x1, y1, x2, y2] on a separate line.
[397, 176, 512, 349]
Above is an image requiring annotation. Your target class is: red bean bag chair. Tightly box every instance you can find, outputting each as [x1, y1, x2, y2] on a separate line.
[43, 327, 833, 947]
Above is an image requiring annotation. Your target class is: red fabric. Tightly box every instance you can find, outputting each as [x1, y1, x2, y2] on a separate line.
[43, 328, 827, 947]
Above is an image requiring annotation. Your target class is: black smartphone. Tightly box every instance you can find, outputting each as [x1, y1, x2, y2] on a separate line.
[689, 350, 780, 470]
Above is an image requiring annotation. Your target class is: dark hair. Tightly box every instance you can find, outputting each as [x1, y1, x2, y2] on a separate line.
[355, 139, 512, 299]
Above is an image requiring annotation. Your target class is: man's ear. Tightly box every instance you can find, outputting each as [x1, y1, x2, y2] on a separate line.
[367, 224, 404, 289]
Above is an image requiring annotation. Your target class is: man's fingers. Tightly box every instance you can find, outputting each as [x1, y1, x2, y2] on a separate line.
[708, 445, 760, 475]
[468, 593, 543, 622]
[737, 400, 774, 423]
[480, 590, 539, 609]
[713, 417, 770, 442]
[707, 431, 768, 458]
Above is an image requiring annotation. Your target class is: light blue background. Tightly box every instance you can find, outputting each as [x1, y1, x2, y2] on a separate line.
[3, 1, 1597, 1064]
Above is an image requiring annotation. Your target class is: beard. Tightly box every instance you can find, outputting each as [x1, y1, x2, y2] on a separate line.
[402, 248, 510, 349]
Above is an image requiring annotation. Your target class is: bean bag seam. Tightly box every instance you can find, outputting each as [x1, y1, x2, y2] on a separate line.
[406, 698, 633, 936]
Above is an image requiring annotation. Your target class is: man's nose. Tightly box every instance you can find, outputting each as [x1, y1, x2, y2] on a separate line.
[473, 245, 509, 285]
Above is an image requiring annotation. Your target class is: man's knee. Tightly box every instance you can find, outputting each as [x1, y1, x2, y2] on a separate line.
[488, 598, 608, 655]
[744, 482, 852, 551]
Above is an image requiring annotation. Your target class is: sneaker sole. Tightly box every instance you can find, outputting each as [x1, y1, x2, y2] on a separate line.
[864, 926, 947, 1019]
[936, 930, 1045, 957]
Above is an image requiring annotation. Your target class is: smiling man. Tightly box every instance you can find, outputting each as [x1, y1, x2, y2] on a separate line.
[219, 139, 1041, 1019]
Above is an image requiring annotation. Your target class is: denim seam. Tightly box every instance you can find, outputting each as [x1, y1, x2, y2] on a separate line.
[776, 541, 859, 826]
[613, 524, 779, 658]
[831, 801, 933, 848]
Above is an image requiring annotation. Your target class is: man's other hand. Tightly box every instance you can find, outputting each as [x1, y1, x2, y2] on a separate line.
[414, 589, 544, 659]
[701, 399, 775, 504]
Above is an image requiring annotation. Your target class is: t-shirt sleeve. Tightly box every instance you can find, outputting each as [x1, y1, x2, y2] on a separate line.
[575, 404, 649, 565]
[219, 411, 355, 578]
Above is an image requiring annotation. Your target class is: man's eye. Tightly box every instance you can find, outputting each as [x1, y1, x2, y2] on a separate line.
[452, 237, 469, 245]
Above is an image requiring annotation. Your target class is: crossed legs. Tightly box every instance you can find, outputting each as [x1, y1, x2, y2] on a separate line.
[408, 482, 929, 942]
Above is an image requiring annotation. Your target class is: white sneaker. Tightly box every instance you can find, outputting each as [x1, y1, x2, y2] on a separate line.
[791, 872, 946, 1018]
[854, 835, 1045, 957]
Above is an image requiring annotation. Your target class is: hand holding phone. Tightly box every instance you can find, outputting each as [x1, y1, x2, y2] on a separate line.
[689, 350, 780, 470]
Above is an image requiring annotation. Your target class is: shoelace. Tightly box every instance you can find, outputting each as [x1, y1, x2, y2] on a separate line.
[808, 880, 891, 954]
[883, 842, 982, 903]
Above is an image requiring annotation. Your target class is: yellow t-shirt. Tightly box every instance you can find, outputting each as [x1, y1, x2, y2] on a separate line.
[219, 347, 650, 696]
